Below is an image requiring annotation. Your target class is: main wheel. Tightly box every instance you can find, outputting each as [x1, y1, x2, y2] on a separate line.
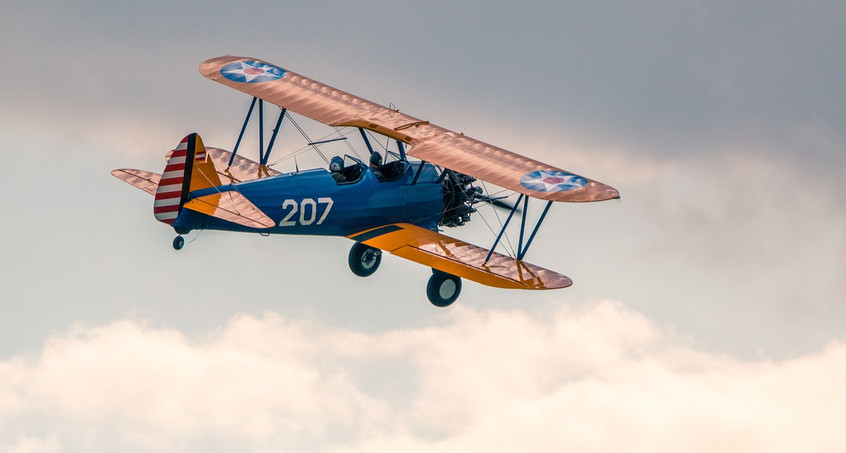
[427, 270, 462, 307]
[348, 242, 382, 277]
[173, 235, 185, 250]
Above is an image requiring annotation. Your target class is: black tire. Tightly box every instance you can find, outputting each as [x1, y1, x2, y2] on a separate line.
[348, 242, 382, 277]
[427, 270, 462, 307]
[173, 235, 185, 250]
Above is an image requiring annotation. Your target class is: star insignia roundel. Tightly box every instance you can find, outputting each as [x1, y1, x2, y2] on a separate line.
[519, 170, 588, 193]
[220, 61, 286, 83]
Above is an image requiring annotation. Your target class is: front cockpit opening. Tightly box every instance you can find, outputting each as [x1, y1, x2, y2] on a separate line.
[329, 154, 365, 184]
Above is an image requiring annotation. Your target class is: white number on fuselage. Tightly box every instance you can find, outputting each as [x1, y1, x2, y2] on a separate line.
[279, 197, 333, 227]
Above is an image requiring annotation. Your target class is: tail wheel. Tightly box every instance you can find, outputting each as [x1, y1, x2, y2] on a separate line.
[427, 270, 462, 307]
[173, 235, 185, 250]
[349, 242, 382, 277]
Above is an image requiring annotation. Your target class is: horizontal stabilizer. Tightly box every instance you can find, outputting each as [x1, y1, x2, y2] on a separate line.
[111, 169, 161, 196]
[206, 147, 281, 183]
[164, 147, 280, 184]
[348, 223, 572, 290]
[183, 191, 275, 229]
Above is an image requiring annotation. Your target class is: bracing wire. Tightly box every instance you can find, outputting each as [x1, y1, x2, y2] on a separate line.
[267, 126, 363, 168]
[287, 115, 329, 164]
[474, 208, 515, 258]
[481, 180, 516, 257]
[363, 128, 391, 153]
[335, 126, 362, 160]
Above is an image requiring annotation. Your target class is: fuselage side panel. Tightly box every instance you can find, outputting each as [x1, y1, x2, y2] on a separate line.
[173, 162, 443, 236]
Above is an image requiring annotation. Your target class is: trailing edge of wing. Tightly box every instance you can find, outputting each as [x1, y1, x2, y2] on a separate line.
[183, 191, 275, 229]
[199, 56, 619, 203]
[112, 169, 161, 196]
[348, 223, 572, 290]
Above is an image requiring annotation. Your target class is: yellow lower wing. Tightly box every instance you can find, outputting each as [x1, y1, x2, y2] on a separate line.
[348, 223, 571, 290]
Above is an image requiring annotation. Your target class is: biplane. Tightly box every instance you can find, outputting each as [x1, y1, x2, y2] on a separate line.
[113, 56, 619, 307]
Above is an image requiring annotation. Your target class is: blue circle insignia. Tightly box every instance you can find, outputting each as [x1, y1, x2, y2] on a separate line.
[220, 60, 286, 83]
[520, 170, 588, 193]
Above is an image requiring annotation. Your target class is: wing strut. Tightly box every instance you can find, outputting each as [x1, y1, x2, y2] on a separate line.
[258, 99, 264, 164]
[411, 161, 427, 185]
[485, 194, 524, 263]
[484, 196, 554, 263]
[359, 128, 376, 155]
[518, 200, 553, 260]
[263, 107, 286, 166]
[228, 97, 288, 170]
[397, 140, 407, 161]
[229, 97, 258, 167]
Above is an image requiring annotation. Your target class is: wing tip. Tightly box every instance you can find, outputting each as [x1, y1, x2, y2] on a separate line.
[536, 180, 620, 203]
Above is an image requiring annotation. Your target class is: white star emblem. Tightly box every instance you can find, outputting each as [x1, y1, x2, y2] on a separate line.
[519, 170, 587, 192]
[220, 61, 285, 83]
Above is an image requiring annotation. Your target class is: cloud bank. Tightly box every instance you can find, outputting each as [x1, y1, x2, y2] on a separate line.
[2, 301, 844, 452]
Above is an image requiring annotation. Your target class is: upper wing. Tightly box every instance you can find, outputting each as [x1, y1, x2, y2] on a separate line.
[199, 56, 619, 203]
[348, 223, 572, 290]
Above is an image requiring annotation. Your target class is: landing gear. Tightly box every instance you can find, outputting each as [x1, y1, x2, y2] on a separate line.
[172, 235, 185, 250]
[348, 242, 382, 277]
[427, 270, 462, 307]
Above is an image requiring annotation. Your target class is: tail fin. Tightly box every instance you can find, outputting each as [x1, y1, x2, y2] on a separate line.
[154, 133, 222, 225]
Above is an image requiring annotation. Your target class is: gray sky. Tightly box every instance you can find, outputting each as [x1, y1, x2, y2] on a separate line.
[1, 1, 845, 451]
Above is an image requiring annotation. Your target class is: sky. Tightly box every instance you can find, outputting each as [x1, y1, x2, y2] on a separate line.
[1, 1, 845, 451]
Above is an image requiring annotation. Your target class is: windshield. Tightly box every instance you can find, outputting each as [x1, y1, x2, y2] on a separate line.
[342, 154, 363, 167]
[384, 150, 401, 164]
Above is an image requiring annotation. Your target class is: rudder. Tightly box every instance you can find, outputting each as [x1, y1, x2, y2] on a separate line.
[154, 133, 221, 225]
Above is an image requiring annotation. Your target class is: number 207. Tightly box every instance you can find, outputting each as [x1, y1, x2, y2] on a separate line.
[278, 197, 334, 227]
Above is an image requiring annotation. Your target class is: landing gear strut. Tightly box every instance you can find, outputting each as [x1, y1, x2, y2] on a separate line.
[427, 270, 462, 307]
[348, 242, 382, 277]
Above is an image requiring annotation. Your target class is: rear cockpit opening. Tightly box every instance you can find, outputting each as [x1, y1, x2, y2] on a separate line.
[369, 150, 408, 182]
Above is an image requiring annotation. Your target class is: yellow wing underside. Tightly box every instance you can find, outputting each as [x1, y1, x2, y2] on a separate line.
[348, 223, 571, 290]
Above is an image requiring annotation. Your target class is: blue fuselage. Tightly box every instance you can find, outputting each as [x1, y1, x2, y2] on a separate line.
[174, 162, 444, 236]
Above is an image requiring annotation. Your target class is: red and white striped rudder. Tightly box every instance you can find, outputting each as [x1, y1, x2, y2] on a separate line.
[153, 133, 218, 225]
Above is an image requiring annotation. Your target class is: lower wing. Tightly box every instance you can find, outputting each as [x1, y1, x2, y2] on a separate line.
[348, 223, 571, 290]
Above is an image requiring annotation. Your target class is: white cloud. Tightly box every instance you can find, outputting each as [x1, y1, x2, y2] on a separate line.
[2, 301, 845, 453]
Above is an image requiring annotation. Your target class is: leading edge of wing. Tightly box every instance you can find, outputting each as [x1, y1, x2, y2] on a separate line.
[199, 56, 619, 203]
[348, 223, 572, 290]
